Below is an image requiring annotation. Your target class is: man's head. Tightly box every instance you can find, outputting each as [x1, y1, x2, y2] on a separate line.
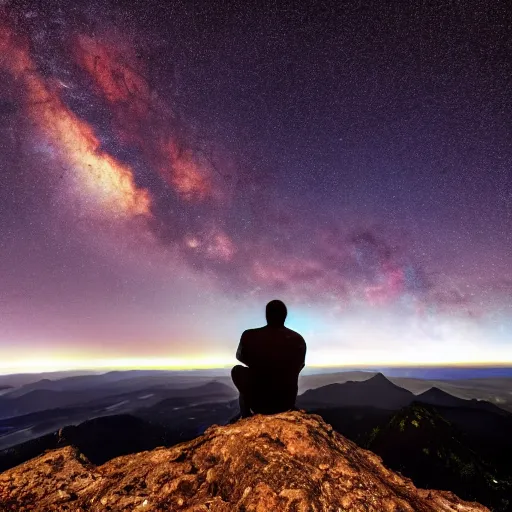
[265, 299, 287, 327]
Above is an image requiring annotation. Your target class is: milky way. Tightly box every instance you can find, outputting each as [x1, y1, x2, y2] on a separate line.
[0, 0, 511, 371]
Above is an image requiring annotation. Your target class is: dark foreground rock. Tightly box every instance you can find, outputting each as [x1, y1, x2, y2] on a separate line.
[0, 410, 489, 511]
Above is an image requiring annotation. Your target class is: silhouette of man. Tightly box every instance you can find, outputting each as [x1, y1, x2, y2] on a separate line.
[231, 300, 306, 418]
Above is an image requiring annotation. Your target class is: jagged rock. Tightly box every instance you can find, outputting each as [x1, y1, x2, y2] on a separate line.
[0, 410, 489, 511]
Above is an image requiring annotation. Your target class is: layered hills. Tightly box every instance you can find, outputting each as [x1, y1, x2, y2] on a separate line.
[0, 371, 510, 510]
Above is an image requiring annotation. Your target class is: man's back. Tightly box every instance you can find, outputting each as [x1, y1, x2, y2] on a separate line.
[238, 325, 305, 370]
[236, 325, 306, 413]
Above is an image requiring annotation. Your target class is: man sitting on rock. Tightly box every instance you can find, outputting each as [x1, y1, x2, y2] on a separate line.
[231, 300, 307, 419]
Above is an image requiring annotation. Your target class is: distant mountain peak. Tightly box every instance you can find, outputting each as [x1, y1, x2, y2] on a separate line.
[0, 411, 489, 511]
[419, 386, 450, 397]
[366, 372, 391, 384]
[415, 386, 510, 416]
[364, 373, 406, 391]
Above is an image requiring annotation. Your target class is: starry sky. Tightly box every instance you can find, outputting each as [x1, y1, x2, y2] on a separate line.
[0, 0, 511, 372]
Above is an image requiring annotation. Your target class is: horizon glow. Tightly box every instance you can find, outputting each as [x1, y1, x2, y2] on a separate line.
[1, 357, 512, 376]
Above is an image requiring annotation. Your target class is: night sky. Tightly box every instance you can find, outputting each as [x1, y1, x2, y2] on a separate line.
[1, 0, 511, 372]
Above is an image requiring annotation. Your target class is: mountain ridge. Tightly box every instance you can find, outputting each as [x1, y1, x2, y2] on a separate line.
[297, 374, 511, 415]
[416, 387, 509, 415]
[297, 372, 415, 410]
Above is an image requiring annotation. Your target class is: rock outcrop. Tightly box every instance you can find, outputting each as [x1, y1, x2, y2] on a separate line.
[0, 410, 489, 511]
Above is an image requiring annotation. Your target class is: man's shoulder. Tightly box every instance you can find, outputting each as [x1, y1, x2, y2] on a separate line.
[283, 327, 306, 344]
[241, 327, 265, 339]
[241, 326, 305, 344]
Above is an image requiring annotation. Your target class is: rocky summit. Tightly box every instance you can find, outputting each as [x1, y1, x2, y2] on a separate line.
[0, 410, 489, 511]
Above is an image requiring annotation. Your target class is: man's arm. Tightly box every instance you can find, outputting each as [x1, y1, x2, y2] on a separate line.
[298, 336, 306, 371]
[286, 335, 306, 373]
[236, 331, 250, 366]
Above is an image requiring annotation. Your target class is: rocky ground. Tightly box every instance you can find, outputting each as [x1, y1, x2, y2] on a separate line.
[0, 410, 489, 511]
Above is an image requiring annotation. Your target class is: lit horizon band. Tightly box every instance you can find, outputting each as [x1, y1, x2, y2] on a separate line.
[1, 354, 511, 375]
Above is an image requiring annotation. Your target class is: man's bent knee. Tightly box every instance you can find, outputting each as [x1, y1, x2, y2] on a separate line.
[231, 365, 250, 390]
